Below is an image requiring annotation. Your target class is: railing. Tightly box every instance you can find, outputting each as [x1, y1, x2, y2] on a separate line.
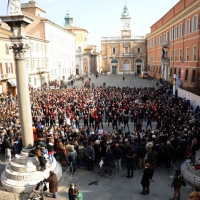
[162, 40, 170, 48]
[0, 73, 15, 80]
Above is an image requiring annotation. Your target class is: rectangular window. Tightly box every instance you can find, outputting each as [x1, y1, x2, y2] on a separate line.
[165, 50, 168, 57]
[185, 69, 188, 81]
[124, 47, 129, 54]
[170, 51, 173, 61]
[137, 47, 140, 53]
[191, 70, 195, 82]
[174, 26, 177, 39]
[193, 15, 198, 32]
[10, 63, 13, 74]
[179, 49, 182, 60]
[166, 32, 169, 41]
[193, 46, 197, 61]
[5, 44, 9, 55]
[170, 68, 172, 76]
[112, 47, 116, 54]
[174, 50, 177, 61]
[0, 63, 3, 74]
[186, 19, 190, 34]
[174, 68, 176, 74]
[179, 24, 183, 37]
[186, 48, 189, 61]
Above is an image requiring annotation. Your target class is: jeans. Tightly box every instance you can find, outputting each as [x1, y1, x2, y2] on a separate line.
[115, 159, 121, 169]
[48, 154, 54, 163]
[80, 158, 85, 167]
[70, 160, 76, 173]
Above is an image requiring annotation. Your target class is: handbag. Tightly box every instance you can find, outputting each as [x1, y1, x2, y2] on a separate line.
[43, 183, 47, 191]
[181, 180, 186, 187]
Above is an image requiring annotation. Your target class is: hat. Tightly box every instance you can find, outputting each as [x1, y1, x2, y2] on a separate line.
[152, 135, 157, 139]
[167, 141, 170, 144]
[71, 145, 74, 149]
[70, 182, 75, 186]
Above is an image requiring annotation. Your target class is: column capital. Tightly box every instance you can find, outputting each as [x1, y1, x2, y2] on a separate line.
[10, 42, 29, 59]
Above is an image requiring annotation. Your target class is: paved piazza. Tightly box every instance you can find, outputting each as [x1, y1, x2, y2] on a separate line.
[0, 75, 193, 200]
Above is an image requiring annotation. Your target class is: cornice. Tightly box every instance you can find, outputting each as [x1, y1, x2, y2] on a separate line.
[147, 1, 200, 39]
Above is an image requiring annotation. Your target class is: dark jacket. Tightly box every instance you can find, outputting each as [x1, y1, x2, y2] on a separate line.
[148, 150, 158, 164]
[68, 187, 74, 200]
[171, 174, 183, 188]
[112, 147, 123, 159]
[137, 146, 146, 158]
[85, 145, 95, 161]
[165, 144, 175, 158]
[141, 167, 154, 186]
[45, 173, 58, 193]
[126, 150, 135, 168]
[4, 138, 11, 149]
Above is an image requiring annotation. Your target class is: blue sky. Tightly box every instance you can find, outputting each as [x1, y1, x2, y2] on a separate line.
[1, 0, 180, 50]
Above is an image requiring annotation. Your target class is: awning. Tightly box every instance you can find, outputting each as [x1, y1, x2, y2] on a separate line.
[8, 79, 17, 87]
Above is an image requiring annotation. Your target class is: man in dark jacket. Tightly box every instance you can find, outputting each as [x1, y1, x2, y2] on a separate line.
[165, 141, 175, 168]
[4, 135, 11, 161]
[45, 170, 58, 198]
[112, 143, 123, 170]
[141, 163, 154, 195]
[85, 142, 95, 171]
[147, 146, 158, 172]
[137, 142, 146, 169]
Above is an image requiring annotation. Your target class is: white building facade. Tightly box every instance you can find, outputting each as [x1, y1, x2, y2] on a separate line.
[43, 19, 76, 82]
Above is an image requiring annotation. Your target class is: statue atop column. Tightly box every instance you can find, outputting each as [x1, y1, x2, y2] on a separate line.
[9, 0, 22, 15]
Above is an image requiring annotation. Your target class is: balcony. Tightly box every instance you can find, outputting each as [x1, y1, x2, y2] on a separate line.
[0, 73, 15, 80]
[162, 40, 170, 48]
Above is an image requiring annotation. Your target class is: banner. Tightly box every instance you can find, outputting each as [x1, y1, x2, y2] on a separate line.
[180, 62, 184, 80]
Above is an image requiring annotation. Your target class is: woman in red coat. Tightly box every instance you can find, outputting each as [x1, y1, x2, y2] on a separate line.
[45, 171, 58, 198]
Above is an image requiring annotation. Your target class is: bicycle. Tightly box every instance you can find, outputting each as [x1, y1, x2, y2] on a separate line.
[94, 159, 115, 179]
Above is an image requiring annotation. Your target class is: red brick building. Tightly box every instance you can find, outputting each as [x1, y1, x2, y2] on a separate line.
[147, 0, 200, 88]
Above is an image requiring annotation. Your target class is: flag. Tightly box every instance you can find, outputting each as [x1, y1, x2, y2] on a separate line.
[162, 48, 166, 58]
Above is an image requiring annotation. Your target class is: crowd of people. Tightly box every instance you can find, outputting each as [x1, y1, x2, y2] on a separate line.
[0, 78, 200, 198]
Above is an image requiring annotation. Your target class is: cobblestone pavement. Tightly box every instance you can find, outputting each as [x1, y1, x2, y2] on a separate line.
[0, 75, 193, 200]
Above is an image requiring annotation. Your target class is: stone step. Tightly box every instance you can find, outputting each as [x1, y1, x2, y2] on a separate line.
[181, 161, 200, 187]
[1, 161, 62, 193]
[9, 159, 52, 173]
[15, 154, 38, 165]
[186, 160, 200, 177]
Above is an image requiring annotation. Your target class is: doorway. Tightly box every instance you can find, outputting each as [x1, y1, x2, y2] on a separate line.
[112, 66, 117, 74]
[137, 65, 141, 74]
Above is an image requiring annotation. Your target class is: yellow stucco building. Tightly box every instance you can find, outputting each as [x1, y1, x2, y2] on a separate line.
[101, 5, 147, 75]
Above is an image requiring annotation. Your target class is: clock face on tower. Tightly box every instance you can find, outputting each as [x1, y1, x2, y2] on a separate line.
[123, 22, 129, 29]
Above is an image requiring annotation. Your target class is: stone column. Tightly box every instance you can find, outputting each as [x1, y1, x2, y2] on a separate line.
[12, 44, 33, 149]
[0, 15, 34, 149]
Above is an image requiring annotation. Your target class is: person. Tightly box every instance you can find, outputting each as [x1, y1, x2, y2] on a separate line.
[68, 183, 75, 200]
[188, 191, 200, 200]
[73, 188, 83, 200]
[35, 145, 46, 171]
[126, 149, 135, 178]
[141, 163, 154, 195]
[123, 76, 125, 81]
[4, 134, 11, 161]
[112, 143, 123, 171]
[165, 141, 175, 168]
[147, 146, 158, 172]
[69, 145, 77, 174]
[170, 169, 183, 200]
[190, 138, 198, 166]
[44, 170, 58, 198]
[85, 142, 95, 171]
